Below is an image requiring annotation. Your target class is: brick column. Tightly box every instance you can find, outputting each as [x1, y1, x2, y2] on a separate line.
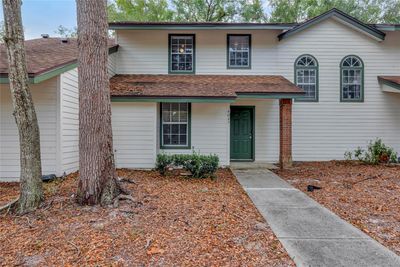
[279, 99, 292, 168]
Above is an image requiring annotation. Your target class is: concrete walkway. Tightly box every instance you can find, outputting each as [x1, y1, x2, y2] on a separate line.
[232, 168, 400, 267]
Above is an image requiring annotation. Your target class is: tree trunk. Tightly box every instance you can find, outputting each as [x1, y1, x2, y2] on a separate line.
[2, 0, 43, 214]
[76, 0, 121, 205]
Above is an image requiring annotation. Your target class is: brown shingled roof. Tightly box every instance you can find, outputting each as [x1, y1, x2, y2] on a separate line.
[0, 38, 118, 77]
[378, 76, 400, 85]
[110, 74, 304, 98]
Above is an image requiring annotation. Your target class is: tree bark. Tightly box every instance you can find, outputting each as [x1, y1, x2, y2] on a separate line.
[76, 0, 121, 205]
[2, 0, 43, 213]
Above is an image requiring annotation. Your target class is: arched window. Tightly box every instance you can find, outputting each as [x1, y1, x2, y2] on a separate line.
[340, 55, 364, 102]
[294, 55, 318, 101]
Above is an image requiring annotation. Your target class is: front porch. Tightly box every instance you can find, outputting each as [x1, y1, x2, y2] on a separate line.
[110, 74, 304, 169]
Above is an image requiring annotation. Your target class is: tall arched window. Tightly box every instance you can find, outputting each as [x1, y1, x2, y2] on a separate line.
[295, 55, 318, 101]
[340, 55, 364, 102]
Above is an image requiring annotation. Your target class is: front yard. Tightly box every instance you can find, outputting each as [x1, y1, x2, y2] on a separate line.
[274, 161, 400, 255]
[0, 169, 293, 266]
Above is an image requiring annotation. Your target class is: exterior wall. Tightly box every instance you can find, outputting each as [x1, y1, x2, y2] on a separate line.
[115, 29, 280, 75]
[114, 22, 400, 162]
[231, 99, 280, 162]
[58, 54, 122, 175]
[111, 102, 157, 169]
[277, 19, 400, 160]
[59, 68, 79, 175]
[108, 52, 118, 77]
[157, 103, 231, 166]
[0, 78, 59, 181]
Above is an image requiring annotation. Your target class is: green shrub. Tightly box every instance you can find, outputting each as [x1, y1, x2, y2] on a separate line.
[155, 153, 173, 175]
[183, 153, 219, 178]
[155, 152, 219, 178]
[344, 138, 398, 164]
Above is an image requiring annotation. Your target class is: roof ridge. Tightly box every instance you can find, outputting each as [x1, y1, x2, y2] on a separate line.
[277, 8, 385, 41]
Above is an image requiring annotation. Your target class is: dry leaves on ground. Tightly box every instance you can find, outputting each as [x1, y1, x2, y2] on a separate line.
[0, 169, 293, 266]
[274, 161, 400, 255]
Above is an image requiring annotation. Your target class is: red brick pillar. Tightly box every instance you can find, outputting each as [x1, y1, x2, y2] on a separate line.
[279, 99, 292, 168]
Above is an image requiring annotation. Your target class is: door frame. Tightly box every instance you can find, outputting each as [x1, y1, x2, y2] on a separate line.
[230, 106, 255, 162]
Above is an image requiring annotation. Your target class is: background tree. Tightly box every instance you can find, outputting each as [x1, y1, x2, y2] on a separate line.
[54, 25, 78, 38]
[240, 0, 266, 22]
[2, 0, 43, 214]
[380, 0, 400, 24]
[108, 0, 174, 21]
[268, 0, 400, 23]
[172, 0, 238, 22]
[0, 21, 5, 43]
[76, 0, 121, 205]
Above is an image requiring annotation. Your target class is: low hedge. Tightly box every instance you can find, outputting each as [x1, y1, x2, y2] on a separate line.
[155, 152, 219, 178]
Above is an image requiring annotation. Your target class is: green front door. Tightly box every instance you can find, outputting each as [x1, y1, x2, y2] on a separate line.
[230, 106, 254, 161]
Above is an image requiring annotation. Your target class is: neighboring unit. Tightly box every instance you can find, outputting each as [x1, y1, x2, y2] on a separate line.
[0, 38, 118, 181]
[1, 9, 399, 181]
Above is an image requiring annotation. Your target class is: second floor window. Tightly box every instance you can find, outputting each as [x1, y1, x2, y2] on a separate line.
[169, 34, 195, 74]
[340, 55, 364, 102]
[227, 34, 251, 69]
[295, 55, 319, 101]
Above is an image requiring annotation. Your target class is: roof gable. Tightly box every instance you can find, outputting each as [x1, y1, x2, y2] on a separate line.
[278, 8, 385, 41]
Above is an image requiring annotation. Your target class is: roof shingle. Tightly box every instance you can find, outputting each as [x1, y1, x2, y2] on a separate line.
[110, 74, 304, 98]
[0, 38, 118, 77]
[378, 76, 400, 85]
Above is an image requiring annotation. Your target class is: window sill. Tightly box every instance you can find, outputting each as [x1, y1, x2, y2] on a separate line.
[295, 98, 319, 102]
[160, 146, 191, 150]
[227, 66, 251, 70]
[168, 71, 195, 75]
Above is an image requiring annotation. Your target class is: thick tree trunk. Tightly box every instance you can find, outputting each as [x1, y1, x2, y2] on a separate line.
[2, 0, 43, 213]
[76, 0, 120, 205]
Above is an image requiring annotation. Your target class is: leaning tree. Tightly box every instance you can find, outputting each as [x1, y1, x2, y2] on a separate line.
[76, 0, 121, 205]
[2, 0, 43, 213]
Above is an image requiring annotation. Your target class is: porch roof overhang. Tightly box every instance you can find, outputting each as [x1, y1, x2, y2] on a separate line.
[110, 74, 305, 102]
[378, 76, 400, 93]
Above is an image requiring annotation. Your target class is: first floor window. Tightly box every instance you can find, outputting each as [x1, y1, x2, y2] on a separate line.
[169, 35, 195, 73]
[161, 103, 190, 148]
[295, 54, 318, 101]
[340, 55, 364, 102]
[227, 34, 251, 68]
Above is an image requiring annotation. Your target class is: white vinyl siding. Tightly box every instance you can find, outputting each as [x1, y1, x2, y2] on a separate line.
[277, 18, 400, 160]
[108, 53, 117, 77]
[0, 78, 58, 181]
[115, 29, 279, 75]
[59, 68, 79, 175]
[112, 102, 157, 169]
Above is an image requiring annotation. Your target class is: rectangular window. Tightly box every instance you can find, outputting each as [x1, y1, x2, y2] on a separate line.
[161, 103, 191, 148]
[227, 34, 251, 69]
[169, 35, 195, 74]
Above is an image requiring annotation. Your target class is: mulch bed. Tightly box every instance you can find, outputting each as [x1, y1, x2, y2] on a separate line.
[0, 169, 293, 266]
[273, 161, 400, 255]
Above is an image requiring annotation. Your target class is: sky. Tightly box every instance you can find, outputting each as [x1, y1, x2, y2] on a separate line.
[0, 0, 272, 40]
[0, 0, 77, 40]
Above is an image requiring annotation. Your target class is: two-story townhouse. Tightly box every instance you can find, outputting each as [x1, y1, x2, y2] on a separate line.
[108, 8, 400, 171]
[1, 8, 399, 181]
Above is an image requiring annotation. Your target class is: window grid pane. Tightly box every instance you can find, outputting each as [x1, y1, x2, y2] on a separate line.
[342, 69, 362, 100]
[161, 103, 189, 147]
[296, 68, 317, 99]
[171, 36, 193, 72]
[228, 35, 250, 67]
